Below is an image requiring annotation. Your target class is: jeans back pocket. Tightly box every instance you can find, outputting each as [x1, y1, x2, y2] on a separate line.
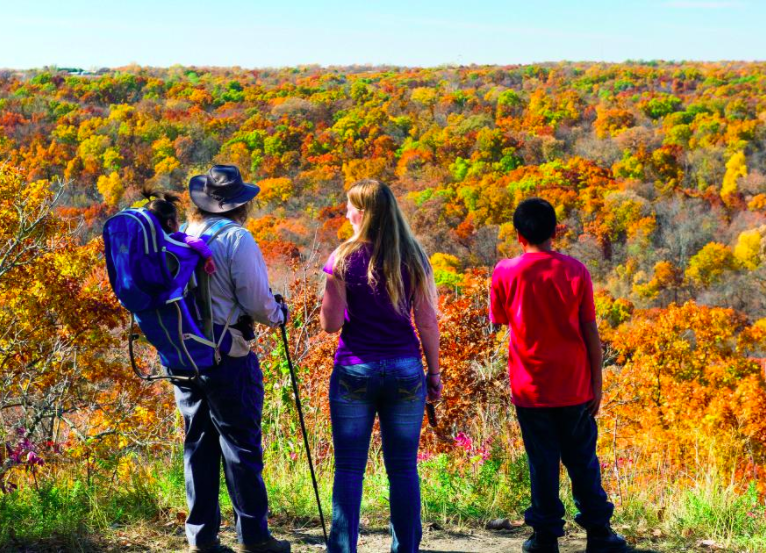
[331, 367, 369, 402]
[395, 371, 425, 402]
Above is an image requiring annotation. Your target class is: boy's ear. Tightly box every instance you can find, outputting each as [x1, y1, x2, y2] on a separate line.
[517, 232, 528, 246]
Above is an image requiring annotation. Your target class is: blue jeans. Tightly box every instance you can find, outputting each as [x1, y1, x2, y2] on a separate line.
[515, 403, 614, 537]
[171, 351, 271, 546]
[328, 357, 426, 553]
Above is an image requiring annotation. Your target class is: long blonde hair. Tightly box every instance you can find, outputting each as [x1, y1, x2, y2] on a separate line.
[332, 179, 436, 313]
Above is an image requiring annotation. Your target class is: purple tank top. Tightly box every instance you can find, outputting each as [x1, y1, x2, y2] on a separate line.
[323, 245, 421, 366]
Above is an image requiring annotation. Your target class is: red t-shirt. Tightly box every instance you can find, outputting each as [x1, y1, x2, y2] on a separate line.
[489, 251, 596, 408]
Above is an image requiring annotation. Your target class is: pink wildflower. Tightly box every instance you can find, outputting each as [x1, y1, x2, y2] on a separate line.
[454, 432, 473, 452]
[26, 451, 44, 467]
[417, 451, 434, 463]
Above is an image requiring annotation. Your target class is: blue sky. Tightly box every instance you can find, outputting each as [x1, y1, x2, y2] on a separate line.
[1, 0, 762, 68]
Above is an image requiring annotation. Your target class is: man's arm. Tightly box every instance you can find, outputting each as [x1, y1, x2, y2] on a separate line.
[582, 320, 603, 417]
[230, 231, 284, 327]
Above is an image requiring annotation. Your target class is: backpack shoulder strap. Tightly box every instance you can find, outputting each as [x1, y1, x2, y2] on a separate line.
[194, 219, 238, 345]
[205, 220, 237, 244]
[187, 218, 236, 241]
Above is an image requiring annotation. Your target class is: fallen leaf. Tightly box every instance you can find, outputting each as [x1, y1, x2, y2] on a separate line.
[427, 521, 443, 531]
[486, 518, 513, 530]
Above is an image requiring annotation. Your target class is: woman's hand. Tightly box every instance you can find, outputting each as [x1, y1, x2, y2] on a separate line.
[426, 372, 442, 402]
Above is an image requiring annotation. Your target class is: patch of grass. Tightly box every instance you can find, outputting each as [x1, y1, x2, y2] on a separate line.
[0, 479, 90, 545]
[665, 479, 766, 551]
[2, 446, 766, 551]
[420, 451, 529, 524]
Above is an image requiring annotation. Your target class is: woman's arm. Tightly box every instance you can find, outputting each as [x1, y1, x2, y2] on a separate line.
[320, 274, 347, 333]
[413, 291, 440, 375]
[414, 278, 441, 401]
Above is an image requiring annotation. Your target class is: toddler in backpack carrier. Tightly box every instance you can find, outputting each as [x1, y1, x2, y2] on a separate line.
[143, 188, 217, 276]
[102, 188, 237, 379]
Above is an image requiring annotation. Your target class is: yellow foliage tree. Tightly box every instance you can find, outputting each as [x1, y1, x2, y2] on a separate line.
[685, 243, 737, 288]
[96, 171, 124, 208]
[430, 253, 463, 288]
[430, 253, 461, 272]
[154, 157, 181, 176]
[721, 151, 747, 205]
[0, 165, 171, 482]
[342, 158, 387, 185]
[733, 228, 763, 270]
[634, 260, 683, 303]
[258, 177, 294, 204]
[411, 87, 438, 116]
[337, 220, 354, 240]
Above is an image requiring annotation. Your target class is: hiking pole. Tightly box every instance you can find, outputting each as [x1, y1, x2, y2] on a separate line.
[426, 402, 438, 427]
[276, 298, 329, 546]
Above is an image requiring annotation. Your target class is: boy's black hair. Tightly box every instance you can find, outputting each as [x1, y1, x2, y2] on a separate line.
[142, 185, 181, 233]
[513, 198, 557, 245]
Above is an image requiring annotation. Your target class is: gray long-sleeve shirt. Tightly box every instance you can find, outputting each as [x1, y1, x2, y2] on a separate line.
[186, 217, 284, 328]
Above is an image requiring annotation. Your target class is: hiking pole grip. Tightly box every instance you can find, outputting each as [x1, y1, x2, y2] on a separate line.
[426, 402, 438, 427]
[279, 320, 329, 546]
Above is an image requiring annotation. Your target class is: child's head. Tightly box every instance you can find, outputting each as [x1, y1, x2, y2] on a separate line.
[142, 185, 181, 234]
[513, 198, 556, 245]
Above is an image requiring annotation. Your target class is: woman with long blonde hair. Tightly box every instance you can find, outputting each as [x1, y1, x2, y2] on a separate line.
[321, 179, 441, 553]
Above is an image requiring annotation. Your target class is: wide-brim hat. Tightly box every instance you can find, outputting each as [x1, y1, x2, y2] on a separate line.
[189, 165, 260, 213]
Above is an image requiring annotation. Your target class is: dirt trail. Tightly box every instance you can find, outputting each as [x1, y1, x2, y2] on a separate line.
[286, 526, 664, 553]
[8, 523, 668, 552]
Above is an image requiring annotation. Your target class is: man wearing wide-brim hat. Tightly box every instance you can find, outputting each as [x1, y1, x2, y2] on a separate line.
[172, 165, 290, 553]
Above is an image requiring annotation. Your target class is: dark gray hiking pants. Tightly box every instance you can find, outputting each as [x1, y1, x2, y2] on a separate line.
[172, 351, 270, 546]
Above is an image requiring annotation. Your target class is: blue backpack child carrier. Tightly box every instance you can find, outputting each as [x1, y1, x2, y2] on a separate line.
[102, 208, 234, 382]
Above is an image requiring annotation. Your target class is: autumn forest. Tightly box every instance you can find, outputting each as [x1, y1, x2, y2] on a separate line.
[2, 62, 766, 550]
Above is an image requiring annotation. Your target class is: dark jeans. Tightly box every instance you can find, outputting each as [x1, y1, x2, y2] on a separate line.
[328, 357, 426, 553]
[171, 351, 270, 546]
[515, 403, 614, 537]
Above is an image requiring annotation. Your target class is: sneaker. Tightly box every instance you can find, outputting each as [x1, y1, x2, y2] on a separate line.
[238, 536, 292, 553]
[586, 525, 628, 552]
[522, 531, 560, 553]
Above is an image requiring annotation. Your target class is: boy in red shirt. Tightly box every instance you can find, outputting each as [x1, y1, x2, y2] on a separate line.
[490, 198, 627, 553]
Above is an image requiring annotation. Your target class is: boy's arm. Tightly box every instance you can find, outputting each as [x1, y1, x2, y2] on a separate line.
[579, 266, 602, 416]
[581, 320, 603, 417]
[489, 265, 509, 332]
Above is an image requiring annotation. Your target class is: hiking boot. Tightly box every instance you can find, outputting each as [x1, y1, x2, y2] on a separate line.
[238, 536, 291, 553]
[586, 525, 628, 552]
[522, 531, 560, 553]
